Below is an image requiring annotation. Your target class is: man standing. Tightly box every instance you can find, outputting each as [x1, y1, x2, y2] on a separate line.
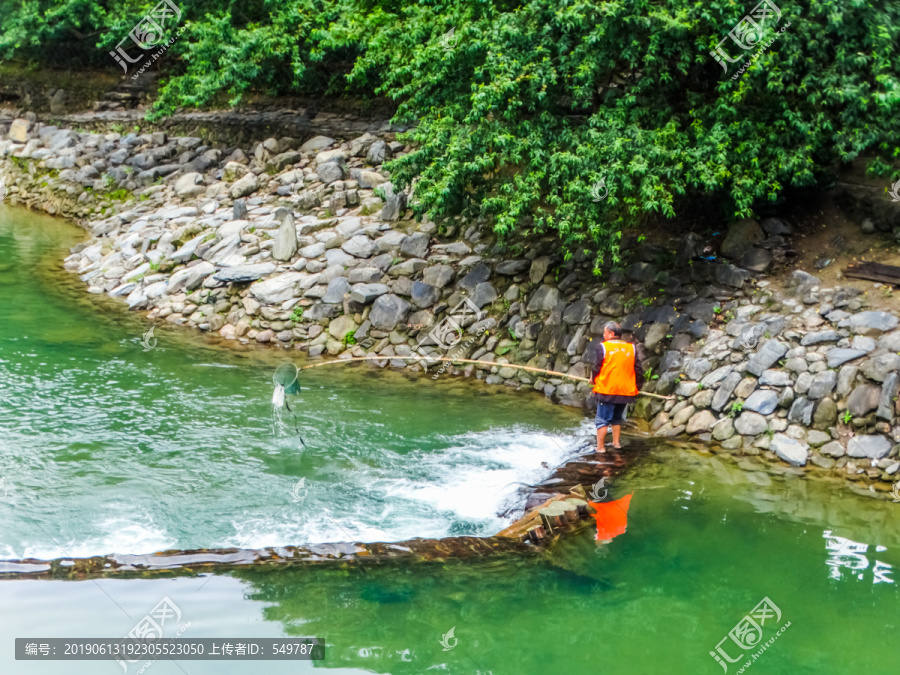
[590, 322, 644, 452]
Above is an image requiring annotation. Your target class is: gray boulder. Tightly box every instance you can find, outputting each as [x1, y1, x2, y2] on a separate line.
[269, 151, 302, 171]
[685, 410, 717, 434]
[317, 161, 346, 184]
[877, 372, 900, 422]
[350, 283, 390, 304]
[272, 213, 298, 261]
[743, 389, 778, 415]
[214, 263, 276, 283]
[370, 294, 411, 330]
[715, 263, 750, 289]
[355, 170, 388, 189]
[459, 262, 491, 293]
[342, 235, 376, 259]
[366, 140, 391, 165]
[526, 285, 560, 312]
[836, 364, 859, 397]
[348, 267, 384, 284]
[849, 311, 899, 336]
[496, 260, 529, 275]
[530, 257, 551, 284]
[786, 270, 820, 295]
[820, 441, 845, 458]
[847, 384, 881, 417]
[400, 232, 430, 259]
[746, 340, 788, 376]
[228, 173, 259, 199]
[423, 265, 455, 288]
[711, 372, 742, 412]
[374, 230, 407, 253]
[759, 370, 792, 387]
[250, 272, 305, 304]
[826, 348, 866, 369]
[174, 172, 205, 198]
[411, 281, 440, 309]
[8, 118, 31, 143]
[761, 217, 792, 235]
[328, 315, 358, 340]
[861, 353, 900, 383]
[166, 261, 216, 294]
[563, 299, 592, 325]
[685, 358, 712, 381]
[771, 434, 809, 466]
[222, 161, 249, 181]
[300, 136, 335, 152]
[721, 218, 765, 259]
[735, 411, 768, 436]
[739, 248, 772, 272]
[322, 277, 351, 303]
[325, 249, 355, 267]
[846, 435, 892, 459]
[381, 184, 407, 221]
[471, 282, 498, 309]
[388, 258, 427, 276]
[800, 330, 840, 346]
[807, 371, 837, 400]
[788, 397, 815, 426]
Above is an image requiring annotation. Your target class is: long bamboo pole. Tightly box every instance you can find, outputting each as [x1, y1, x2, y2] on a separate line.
[298, 354, 673, 400]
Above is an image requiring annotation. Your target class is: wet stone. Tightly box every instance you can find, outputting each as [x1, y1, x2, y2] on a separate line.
[743, 390, 778, 415]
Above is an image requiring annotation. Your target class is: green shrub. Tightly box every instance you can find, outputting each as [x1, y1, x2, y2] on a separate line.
[2, 0, 897, 267]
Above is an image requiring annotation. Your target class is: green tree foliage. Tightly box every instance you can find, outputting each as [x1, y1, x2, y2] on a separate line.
[2, 0, 898, 265]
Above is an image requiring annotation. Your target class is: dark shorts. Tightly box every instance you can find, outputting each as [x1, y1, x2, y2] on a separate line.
[596, 402, 627, 428]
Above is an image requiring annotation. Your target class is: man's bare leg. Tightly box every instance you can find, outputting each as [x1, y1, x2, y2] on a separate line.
[596, 426, 608, 453]
[611, 424, 622, 449]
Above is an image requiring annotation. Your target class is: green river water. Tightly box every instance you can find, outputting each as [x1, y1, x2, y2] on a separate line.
[0, 205, 898, 674]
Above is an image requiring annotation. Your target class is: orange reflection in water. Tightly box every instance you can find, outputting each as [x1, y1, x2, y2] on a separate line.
[587, 493, 633, 542]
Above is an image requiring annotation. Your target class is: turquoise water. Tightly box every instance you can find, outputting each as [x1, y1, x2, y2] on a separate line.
[0, 205, 898, 674]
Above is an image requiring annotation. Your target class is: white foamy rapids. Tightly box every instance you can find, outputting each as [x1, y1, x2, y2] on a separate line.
[223, 429, 577, 546]
[3, 517, 175, 560]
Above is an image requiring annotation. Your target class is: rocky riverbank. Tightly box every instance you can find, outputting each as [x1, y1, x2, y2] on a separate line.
[1, 109, 899, 495]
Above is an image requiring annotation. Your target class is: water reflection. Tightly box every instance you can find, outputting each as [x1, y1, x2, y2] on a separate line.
[824, 530, 894, 584]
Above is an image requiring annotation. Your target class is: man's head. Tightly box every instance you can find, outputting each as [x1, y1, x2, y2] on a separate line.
[603, 321, 622, 341]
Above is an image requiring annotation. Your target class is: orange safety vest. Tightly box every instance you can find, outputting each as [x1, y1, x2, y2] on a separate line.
[592, 340, 639, 396]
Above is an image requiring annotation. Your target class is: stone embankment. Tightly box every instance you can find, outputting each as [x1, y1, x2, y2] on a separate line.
[1, 110, 899, 493]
